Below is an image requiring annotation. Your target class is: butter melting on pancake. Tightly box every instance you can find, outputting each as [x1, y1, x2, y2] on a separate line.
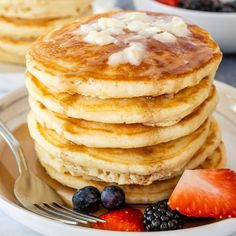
[76, 13, 189, 66]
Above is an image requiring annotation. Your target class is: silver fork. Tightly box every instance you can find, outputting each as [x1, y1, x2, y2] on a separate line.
[0, 119, 105, 225]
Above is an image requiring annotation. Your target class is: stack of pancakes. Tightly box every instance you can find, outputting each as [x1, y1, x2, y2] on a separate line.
[0, 0, 92, 64]
[26, 11, 226, 204]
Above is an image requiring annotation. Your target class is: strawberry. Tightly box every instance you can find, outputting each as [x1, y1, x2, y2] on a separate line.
[92, 207, 144, 232]
[155, 0, 179, 6]
[169, 169, 236, 218]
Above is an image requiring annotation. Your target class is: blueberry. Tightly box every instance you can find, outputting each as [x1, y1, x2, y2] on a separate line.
[101, 186, 125, 210]
[72, 186, 101, 213]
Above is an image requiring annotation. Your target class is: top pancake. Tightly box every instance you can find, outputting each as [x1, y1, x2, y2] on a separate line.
[26, 11, 222, 98]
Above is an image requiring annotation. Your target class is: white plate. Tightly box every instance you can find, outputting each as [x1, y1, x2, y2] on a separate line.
[0, 81, 235, 236]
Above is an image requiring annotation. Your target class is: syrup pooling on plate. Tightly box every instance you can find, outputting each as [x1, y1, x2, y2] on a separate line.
[30, 11, 220, 81]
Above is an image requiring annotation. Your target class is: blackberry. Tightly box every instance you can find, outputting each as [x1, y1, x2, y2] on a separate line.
[143, 201, 184, 231]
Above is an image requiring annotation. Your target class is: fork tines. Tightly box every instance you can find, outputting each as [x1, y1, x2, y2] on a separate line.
[33, 202, 105, 225]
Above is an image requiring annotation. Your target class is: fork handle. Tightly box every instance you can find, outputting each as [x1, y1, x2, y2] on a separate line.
[0, 119, 28, 174]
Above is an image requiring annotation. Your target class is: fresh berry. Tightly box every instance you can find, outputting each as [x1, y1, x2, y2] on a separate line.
[72, 186, 101, 213]
[143, 201, 184, 231]
[179, 0, 236, 12]
[92, 208, 144, 232]
[156, 0, 179, 6]
[218, 2, 236, 12]
[179, 0, 220, 11]
[169, 169, 236, 218]
[101, 186, 125, 210]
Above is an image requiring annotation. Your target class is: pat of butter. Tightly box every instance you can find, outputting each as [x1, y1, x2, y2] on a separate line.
[108, 42, 145, 66]
[97, 17, 124, 35]
[84, 31, 115, 45]
[157, 17, 188, 37]
[153, 32, 177, 43]
[108, 50, 127, 66]
[79, 23, 99, 34]
[169, 17, 189, 37]
[139, 27, 162, 36]
[125, 42, 145, 65]
[127, 20, 148, 32]
[119, 12, 152, 23]
[98, 17, 124, 29]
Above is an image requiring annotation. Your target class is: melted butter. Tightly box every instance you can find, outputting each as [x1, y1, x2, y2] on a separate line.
[32, 11, 221, 80]
[108, 42, 145, 66]
[70, 12, 189, 66]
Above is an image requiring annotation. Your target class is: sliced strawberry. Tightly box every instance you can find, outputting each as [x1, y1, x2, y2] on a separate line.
[155, 0, 179, 6]
[92, 208, 144, 232]
[169, 169, 236, 218]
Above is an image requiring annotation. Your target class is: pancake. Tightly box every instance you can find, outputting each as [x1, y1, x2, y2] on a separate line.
[0, 46, 24, 64]
[0, 35, 31, 64]
[29, 86, 217, 148]
[0, 8, 93, 40]
[28, 112, 214, 184]
[26, 74, 213, 125]
[26, 11, 222, 98]
[35, 143, 226, 205]
[199, 143, 227, 169]
[33, 119, 221, 185]
[0, 0, 93, 19]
